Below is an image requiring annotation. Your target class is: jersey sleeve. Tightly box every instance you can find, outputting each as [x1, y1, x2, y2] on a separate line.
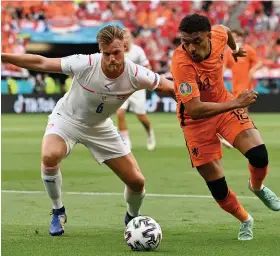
[61, 54, 93, 75]
[138, 47, 150, 67]
[171, 61, 200, 103]
[134, 64, 160, 91]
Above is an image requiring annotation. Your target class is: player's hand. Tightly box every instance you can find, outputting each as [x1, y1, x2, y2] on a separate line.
[232, 45, 247, 62]
[235, 90, 258, 108]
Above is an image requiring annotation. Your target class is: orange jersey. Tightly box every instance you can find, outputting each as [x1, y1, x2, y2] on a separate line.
[224, 44, 258, 95]
[171, 25, 233, 126]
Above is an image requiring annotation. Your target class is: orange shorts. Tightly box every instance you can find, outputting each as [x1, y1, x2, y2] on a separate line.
[183, 108, 255, 167]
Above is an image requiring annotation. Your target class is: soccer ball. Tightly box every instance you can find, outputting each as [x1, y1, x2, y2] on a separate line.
[124, 216, 162, 251]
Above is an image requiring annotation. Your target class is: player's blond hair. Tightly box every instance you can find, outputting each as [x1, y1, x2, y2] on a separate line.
[97, 25, 124, 45]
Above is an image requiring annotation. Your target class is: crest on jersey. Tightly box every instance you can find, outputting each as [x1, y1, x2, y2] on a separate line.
[179, 82, 192, 96]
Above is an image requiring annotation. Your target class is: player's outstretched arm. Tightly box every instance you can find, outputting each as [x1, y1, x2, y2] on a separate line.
[1, 53, 62, 73]
[154, 76, 177, 102]
[184, 90, 258, 120]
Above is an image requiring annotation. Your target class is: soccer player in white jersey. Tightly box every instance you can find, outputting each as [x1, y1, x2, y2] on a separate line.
[117, 28, 156, 150]
[1, 25, 175, 236]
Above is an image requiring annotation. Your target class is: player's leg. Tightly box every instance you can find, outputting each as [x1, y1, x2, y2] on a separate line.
[137, 114, 156, 151]
[130, 90, 156, 150]
[218, 109, 280, 211]
[197, 160, 253, 240]
[105, 153, 145, 225]
[183, 121, 253, 240]
[117, 100, 132, 149]
[80, 119, 144, 225]
[233, 128, 280, 211]
[42, 117, 77, 236]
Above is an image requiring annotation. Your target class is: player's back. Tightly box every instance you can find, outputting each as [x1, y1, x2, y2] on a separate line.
[225, 44, 258, 88]
[172, 25, 233, 105]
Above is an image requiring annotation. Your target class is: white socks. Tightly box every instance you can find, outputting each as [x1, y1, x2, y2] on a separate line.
[124, 186, 145, 217]
[41, 166, 63, 209]
[120, 130, 132, 149]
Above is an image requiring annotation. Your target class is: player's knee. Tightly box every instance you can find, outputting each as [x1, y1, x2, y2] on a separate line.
[206, 177, 229, 201]
[245, 144, 268, 168]
[41, 150, 63, 167]
[127, 173, 145, 192]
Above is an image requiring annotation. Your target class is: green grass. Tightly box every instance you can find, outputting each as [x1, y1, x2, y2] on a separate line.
[2, 113, 280, 256]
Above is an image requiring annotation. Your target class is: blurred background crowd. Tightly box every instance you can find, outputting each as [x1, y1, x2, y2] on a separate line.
[1, 0, 280, 95]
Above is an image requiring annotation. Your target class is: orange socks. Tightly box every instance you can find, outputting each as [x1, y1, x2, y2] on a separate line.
[248, 163, 268, 190]
[217, 189, 249, 222]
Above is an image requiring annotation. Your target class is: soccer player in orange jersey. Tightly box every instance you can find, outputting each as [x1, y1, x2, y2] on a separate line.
[171, 14, 280, 241]
[224, 29, 263, 113]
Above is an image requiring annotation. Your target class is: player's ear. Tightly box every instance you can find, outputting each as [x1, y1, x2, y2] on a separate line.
[207, 32, 211, 40]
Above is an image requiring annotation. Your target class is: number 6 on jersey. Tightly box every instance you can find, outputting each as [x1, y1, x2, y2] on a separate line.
[96, 103, 104, 113]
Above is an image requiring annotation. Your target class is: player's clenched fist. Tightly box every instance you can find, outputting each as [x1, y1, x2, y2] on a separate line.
[236, 90, 258, 108]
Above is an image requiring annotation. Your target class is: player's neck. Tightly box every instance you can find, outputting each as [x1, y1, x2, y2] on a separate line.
[101, 61, 125, 79]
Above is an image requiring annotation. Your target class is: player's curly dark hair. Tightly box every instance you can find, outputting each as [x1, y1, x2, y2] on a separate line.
[179, 14, 211, 33]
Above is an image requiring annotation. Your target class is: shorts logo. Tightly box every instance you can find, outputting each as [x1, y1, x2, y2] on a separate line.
[191, 148, 199, 157]
[179, 82, 192, 96]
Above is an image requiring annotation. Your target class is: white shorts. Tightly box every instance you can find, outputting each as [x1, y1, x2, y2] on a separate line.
[120, 89, 146, 114]
[44, 115, 130, 164]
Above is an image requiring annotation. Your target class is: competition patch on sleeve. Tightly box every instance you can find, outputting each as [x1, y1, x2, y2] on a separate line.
[179, 82, 192, 96]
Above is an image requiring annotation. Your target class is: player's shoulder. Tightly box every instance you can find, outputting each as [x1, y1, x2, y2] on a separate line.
[131, 43, 144, 52]
[211, 25, 228, 38]
[244, 44, 256, 53]
[172, 45, 193, 69]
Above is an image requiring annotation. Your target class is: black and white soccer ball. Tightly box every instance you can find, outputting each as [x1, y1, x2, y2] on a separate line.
[124, 216, 162, 251]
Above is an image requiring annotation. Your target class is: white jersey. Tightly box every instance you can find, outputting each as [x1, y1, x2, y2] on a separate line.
[125, 44, 149, 67]
[52, 53, 160, 127]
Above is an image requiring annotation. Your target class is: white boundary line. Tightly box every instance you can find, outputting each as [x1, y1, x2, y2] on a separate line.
[1, 190, 259, 199]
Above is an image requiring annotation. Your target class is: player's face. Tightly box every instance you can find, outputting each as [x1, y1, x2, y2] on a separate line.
[100, 39, 126, 72]
[181, 31, 211, 62]
[232, 32, 243, 44]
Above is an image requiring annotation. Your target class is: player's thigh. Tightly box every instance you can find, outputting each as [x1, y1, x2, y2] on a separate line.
[80, 118, 131, 164]
[129, 90, 146, 114]
[104, 153, 144, 191]
[196, 159, 225, 182]
[233, 128, 264, 155]
[119, 98, 129, 110]
[42, 116, 78, 163]
[41, 135, 67, 164]
[217, 108, 256, 148]
[183, 118, 222, 167]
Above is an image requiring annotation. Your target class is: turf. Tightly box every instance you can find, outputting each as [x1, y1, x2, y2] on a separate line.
[2, 113, 280, 256]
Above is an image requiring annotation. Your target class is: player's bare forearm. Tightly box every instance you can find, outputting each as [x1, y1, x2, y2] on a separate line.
[1, 53, 62, 73]
[155, 76, 177, 102]
[185, 89, 258, 120]
[184, 97, 239, 120]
